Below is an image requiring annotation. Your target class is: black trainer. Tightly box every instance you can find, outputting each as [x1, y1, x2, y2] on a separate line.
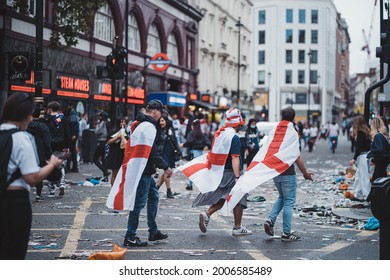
[148, 230, 168, 241]
[124, 236, 148, 247]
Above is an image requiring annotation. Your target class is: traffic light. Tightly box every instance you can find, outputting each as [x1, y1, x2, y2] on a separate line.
[376, 28, 390, 63]
[108, 46, 127, 80]
[96, 46, 127, 80]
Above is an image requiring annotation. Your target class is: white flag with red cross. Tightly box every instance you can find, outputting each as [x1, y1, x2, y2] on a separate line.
[221, 120, 300, 215]
[176, 126, 236, 194]
[106, 121, 156, 211]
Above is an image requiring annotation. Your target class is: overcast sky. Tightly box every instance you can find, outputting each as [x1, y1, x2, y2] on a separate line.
[333, 0, 380, 74]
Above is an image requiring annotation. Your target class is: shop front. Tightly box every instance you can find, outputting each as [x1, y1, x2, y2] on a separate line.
[147, 91, 187, 116]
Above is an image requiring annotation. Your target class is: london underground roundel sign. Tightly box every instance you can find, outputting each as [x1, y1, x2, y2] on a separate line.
[150, 53, 171, 72]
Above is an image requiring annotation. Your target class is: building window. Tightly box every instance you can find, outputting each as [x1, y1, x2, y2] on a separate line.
[167, 33, 179, 65]
[299, 30, 305, 43]
[286, 9, 293, 23]
[258, 30, 265, 44]
[311, 9, 318, 24]
[298, 50, 305, 63]
[94, 3, 115, 43]
[147, 23, 161, 57]
[311, 30, 318, 44]
[187, 37, 194, 68]
[298, 70, 305, 84]
[14, 0, 41, 17]
[259, 10, 266, 24]
[258, 50, 265, 64]
[286, 29, 293, 43]
[310, 70, 318, 84]
[286, 50, 292, 63]
[258, 71, 265, 85]
[285, 70, 292, 84]
[295, 93, 307, 104]
[310, 50, 318, 64]
[127, 13, 141, 52]
[299, 9, 305, 23]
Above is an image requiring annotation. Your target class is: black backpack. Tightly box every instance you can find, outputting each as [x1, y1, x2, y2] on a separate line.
[0, 129, 21, 199]
[46, 114, 65, 144]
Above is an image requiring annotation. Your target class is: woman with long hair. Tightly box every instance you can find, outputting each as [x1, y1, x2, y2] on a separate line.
[184, 119, 211, 190]
[0, 92, 63, 259]
[105, 118, 129, 186]
[349, 115, 372, 200]
[156, 116, 181, 198]
[367, 117, 390, 197]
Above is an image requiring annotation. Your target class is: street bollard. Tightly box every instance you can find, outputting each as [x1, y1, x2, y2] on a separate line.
[371, 177, 390, 260]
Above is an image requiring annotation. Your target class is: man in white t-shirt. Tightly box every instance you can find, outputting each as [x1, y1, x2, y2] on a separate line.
[327, 121, 339, 149]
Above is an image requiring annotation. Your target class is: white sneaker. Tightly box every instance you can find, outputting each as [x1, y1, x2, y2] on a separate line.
[232, 226, 252, 236]
[199, 212, 210, 233]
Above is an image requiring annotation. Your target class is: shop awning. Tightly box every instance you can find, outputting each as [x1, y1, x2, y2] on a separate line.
[148, 91, 187, 107]
[189, 100, 217, 110]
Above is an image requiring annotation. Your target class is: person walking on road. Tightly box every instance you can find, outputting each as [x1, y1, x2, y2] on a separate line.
[105, 118, 128, 186]
[156, 115, 181, 198]
[367, 117, 390, 200]
[0, 92, 63, 259]
[183, 119, 211, 190]
[183, 108, 252, 236]
[45, 101, 71, 197]
[93, 111, 110, 181]
[65, 106, 79, 173]
[106, 100, 173, 247]
[264, 107, 313, 241]
[349, 115, 372, 201]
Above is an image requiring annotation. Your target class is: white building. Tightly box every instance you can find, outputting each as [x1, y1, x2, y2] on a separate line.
[188, 0, 253, 115]
[251, 0, 338, 124]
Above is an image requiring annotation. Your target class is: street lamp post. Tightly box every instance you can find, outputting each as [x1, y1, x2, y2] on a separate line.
[236, 17, 243, 108]
[307, 49, 312, 124]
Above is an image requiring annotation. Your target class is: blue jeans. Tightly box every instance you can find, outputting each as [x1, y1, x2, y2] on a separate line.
[125, 175, 159, 238]
[268, 175, 297, 235]
[188, 149, 204, 187]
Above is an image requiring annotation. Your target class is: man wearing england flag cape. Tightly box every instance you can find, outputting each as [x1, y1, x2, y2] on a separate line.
[177, 108, 252, 236]
[222, 107, 313, 241]
[106, 100, 173, 247]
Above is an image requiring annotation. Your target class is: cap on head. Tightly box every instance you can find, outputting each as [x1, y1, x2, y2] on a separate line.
[146, 99, 167, 114]
[225, 108, 245, 127]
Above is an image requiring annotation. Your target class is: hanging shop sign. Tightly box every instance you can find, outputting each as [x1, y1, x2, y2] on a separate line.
[56, 74, 90, 99]
[149, 53, 171, 72]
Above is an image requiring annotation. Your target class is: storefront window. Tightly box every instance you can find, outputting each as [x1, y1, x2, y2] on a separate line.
[167, 33, 179, 65]
[147, 23, 161, 57]
[127, 13, 140, 52]
[94, 3, 115, 43]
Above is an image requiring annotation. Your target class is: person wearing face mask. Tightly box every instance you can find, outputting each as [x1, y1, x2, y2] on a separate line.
[245, 119, 263, 166]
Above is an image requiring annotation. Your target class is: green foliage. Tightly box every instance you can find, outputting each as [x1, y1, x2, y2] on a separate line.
[50, 0, 106, 49]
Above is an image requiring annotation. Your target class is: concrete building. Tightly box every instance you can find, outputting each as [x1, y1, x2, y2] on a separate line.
[251, 0, 342, 124]
[187, 0, 253, 117]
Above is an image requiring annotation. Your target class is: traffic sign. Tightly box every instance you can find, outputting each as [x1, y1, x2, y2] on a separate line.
[149, 53, 170, 72]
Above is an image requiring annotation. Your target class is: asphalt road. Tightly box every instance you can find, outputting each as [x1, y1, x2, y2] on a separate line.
[26, 134, 381, 260]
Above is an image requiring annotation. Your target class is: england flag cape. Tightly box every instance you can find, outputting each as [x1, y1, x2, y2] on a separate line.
[221, 121, 300, 215]
[106, 121, 156, 211]
[176, 126, 236, 193]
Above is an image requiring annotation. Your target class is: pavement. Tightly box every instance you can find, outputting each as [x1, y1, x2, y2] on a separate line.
[63, 155, 374, 223]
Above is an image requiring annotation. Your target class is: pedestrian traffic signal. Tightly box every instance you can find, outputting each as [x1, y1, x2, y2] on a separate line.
[376, 31, 390, 63]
